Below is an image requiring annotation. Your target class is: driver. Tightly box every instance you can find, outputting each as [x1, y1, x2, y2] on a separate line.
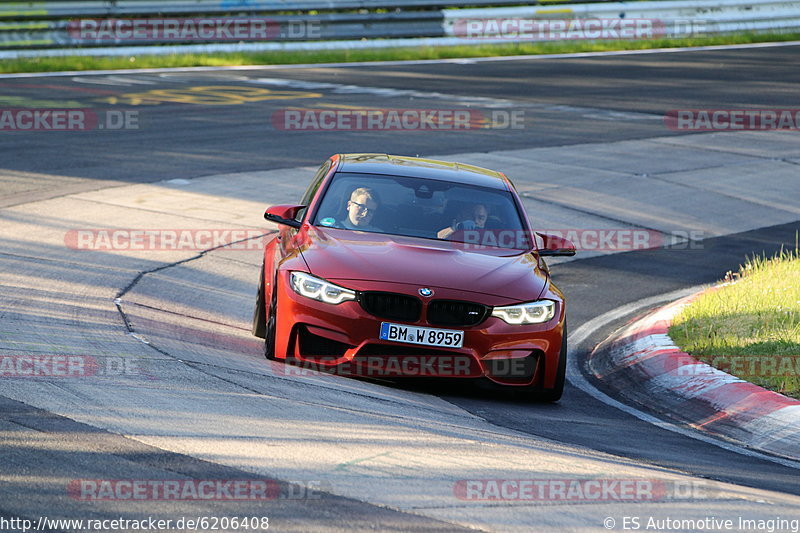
[343, 187, 380, 231]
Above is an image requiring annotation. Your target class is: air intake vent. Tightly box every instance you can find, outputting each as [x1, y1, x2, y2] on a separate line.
[359, 292, 421, 322]
[427, 300, 490, 327]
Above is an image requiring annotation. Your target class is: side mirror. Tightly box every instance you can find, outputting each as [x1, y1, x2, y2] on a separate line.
[264, 204, 304, 229]
[536, 232, 576, 257]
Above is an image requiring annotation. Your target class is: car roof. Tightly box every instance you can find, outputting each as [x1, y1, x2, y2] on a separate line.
[335, 154, 511, 190]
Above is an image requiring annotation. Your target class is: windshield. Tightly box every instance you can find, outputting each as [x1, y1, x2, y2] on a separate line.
[311, 172, 530, 250]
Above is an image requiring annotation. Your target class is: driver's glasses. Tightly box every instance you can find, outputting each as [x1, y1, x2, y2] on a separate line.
[350, 201, 373, 215]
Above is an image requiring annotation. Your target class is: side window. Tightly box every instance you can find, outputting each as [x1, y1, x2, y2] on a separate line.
[295, 160, 332, 222]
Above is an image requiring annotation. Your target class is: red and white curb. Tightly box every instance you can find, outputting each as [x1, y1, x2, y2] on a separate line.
[588, 289, 800, 462]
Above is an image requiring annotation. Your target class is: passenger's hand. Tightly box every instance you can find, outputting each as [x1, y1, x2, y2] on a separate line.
[460, 220, 477, 230]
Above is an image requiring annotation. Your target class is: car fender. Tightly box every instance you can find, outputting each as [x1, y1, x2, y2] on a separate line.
[261, 233, 280, 317]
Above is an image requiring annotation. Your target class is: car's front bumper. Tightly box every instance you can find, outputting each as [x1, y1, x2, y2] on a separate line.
[273, 272, 565, 388]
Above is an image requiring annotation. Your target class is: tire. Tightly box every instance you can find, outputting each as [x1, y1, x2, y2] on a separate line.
[537, 321, 567, 403]
[264, 276, 278, 361]
[251, 267, 266, 338]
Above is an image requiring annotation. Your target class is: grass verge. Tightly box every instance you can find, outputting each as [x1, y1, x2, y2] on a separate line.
[669, 244, 800, 399]
[2, 31, 799, 74]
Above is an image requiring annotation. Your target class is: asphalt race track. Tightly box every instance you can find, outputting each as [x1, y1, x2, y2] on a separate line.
[1, 44, 799, 532]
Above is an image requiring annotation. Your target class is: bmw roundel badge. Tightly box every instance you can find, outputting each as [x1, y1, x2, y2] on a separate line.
[418, 287, 434, 297]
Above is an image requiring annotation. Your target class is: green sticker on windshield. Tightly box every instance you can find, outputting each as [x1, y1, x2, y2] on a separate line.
[320, 217, 335, 226]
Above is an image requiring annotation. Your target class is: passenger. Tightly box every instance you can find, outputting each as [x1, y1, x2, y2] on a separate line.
[437, 203, 488, 239]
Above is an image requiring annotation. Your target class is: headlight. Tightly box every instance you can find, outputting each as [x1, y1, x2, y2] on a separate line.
[492, 300, 555, 325]
[289, 271, 356, 305]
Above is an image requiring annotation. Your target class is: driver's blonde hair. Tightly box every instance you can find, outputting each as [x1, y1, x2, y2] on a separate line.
[350, 187, 380, 205]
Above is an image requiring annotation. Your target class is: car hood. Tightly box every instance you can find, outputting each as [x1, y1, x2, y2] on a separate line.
[299, 227, 547, 301]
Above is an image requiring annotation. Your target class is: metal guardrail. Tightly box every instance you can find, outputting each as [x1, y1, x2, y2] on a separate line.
[0, 12, 447, 48]
[0, 0, 798, 56]
[0, 0, 611, 18]
[443, 0, 800, 37]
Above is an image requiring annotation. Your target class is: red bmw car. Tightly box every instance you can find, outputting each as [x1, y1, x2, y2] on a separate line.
[252, 154, 575, 401]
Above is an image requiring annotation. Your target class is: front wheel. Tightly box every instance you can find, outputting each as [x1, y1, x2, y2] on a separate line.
[264, 277, 277, 361]
[251, 267, 266, 338]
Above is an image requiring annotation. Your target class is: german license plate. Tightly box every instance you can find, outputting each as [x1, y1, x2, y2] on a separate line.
[379, 322, 464, 348]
